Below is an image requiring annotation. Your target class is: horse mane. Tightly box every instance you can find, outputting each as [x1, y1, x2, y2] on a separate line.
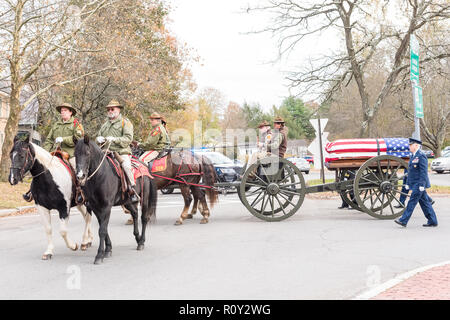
[31, 142, 65, 172]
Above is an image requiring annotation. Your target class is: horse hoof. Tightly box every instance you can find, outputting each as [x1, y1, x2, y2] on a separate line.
[174, 220, 183, 226]
[87, 242, 92, 248]
[94, 258, 103, 265]
[81, 244, 88, 251]
[137, 244, 145, 251]
[104, 251, 112, 258]
[71, 244, 79, 251]
[186, 214, 193, 219]
[200, 219, 208, 224]
[42, 254, 52, 260]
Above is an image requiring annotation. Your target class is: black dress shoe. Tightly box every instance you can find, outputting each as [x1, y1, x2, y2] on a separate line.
[423, 223, 438, 227]
[394, 204, 404, 209]
[394, 219, 407, 227]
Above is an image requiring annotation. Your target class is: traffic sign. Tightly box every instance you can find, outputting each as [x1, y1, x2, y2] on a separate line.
[413, 85, 424, 118]
[410, 35, 419, 84]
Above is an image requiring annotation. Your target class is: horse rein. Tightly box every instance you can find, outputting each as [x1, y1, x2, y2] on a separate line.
[86, 141, 111, 181]
[13, 144, 61, 181]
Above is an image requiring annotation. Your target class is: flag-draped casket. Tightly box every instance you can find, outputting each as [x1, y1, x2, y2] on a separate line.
[325, 138, 410, 165]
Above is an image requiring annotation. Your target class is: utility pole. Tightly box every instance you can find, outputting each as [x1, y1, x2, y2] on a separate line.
[317, 111, 325, 184]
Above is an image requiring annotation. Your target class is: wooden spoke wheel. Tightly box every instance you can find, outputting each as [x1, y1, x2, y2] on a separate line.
[338, 169, 363, 212]
[239, 156, 306, 221]
[354, 155, 409, 219]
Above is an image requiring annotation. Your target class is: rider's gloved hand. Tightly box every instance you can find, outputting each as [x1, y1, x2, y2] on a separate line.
[106, 136, 117, 143]
[419, 186, 425, 192]
[55, 137, 63, 143]
[404, 185, 409, 190]
[96, 136, 105, 144]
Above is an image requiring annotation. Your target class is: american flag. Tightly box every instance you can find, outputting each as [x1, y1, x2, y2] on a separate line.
[325, 138, 410, 163]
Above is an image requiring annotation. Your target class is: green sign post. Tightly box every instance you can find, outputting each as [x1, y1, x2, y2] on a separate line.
[410, 35, 420, 84]
[414, 85, 424, 118]
[410, 34, 421, 139]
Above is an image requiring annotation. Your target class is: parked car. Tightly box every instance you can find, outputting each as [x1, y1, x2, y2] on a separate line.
[193, 151, 243, 184]
[442, 146, 450, 154]
[287, 157, 310, 174]
[303, 155, 314, 165]
[431, 152, 450, 174]
[422, 149, 435, 158]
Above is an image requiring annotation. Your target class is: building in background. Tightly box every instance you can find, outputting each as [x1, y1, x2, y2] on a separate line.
[0, 89, 41, 158]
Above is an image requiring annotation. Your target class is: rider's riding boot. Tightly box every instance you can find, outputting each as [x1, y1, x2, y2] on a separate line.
[129, 185, 140, 203]
[76, 193, 84, 204]
[23, 190, 33, 202]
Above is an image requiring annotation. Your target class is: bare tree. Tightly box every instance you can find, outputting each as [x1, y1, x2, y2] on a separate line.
[248, 0, 450, 137]
[395, 59, 450, 156]
[0, 0, 115, 181]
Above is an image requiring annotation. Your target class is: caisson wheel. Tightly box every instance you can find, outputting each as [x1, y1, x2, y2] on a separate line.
[239, 156, 306, 221]
[354, 155, 409, 219]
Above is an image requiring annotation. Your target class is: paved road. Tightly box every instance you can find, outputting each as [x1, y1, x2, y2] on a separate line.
[0, 192, 449, 299]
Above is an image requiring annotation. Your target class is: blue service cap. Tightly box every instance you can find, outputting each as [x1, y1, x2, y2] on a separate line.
[408, 137, 422, 145]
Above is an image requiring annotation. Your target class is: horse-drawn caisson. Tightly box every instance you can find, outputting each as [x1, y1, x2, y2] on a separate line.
[233, 137, 411, 222]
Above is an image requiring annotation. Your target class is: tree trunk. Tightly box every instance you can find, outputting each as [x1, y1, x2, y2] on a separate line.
[0, 90, 21, 182]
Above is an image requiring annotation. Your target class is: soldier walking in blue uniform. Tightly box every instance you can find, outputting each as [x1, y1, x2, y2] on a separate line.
[395, 137, 438, 227]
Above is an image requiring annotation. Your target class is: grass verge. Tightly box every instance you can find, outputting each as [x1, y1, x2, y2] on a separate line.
[0, 181, 32, 209]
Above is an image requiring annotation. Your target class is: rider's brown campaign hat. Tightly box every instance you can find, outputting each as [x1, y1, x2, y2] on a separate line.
[56, 102, 77, 116]
[258, 120, 270, 128]
[273, 116, 285, 124]
[105, 99, 123, 109]
[149, 112, 162, 119]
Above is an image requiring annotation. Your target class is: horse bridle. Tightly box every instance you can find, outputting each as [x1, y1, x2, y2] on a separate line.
[78, 141, 111, 184]
[10, 146, 38, 181]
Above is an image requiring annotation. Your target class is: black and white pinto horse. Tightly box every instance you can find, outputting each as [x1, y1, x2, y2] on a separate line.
[9, 135, 93, 260]
[74, 136, 157, 264]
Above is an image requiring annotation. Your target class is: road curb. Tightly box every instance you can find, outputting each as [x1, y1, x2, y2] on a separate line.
[0, 206, 35, 217]
[353, 260, 450, 300]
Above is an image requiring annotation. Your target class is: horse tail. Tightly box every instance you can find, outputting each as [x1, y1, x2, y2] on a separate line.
[200, 155, 218, 208]
[148, 176, 158, 223]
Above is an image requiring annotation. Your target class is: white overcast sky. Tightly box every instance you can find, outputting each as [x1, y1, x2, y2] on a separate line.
[168, 0, 338, 111]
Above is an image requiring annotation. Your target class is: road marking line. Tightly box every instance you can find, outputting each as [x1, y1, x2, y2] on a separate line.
[353, 260, 450, 300]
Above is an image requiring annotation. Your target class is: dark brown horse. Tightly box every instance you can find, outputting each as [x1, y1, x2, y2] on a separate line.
[133, 147, 218, 225]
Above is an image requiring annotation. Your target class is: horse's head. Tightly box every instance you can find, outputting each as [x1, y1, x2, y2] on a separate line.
[74, 135, 92, 186]
[9, 134, 35, 185]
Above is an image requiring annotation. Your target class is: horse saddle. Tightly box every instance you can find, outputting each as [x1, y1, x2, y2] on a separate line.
[147, 148, 171, 172]
[51, 149, 70, 161]
[50, 149, 82, 204]
[131, 156, 153, 180]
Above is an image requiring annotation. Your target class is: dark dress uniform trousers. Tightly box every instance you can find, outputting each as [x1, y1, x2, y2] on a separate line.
[398, 150, 437, 226]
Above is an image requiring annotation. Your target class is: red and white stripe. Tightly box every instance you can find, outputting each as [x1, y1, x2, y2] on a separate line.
[325, 138, 387, 162]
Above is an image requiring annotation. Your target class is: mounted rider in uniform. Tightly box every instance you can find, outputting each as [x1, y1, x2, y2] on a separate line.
[23, 102, 84, 202]
[138, 112, 171, 169]
[96, 99, 139, 203]
[247, 120, 272, 169]
[267, 116, 288, 158]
